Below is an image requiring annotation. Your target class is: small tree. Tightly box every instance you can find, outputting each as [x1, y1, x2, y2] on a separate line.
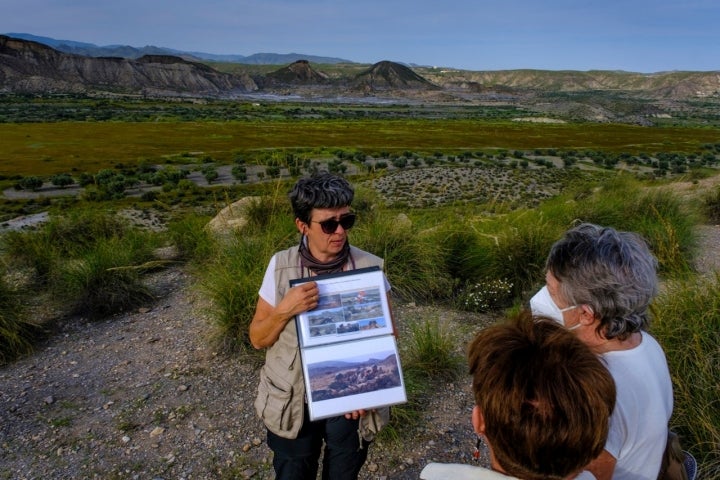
[202, 166, 219, 184]
[51, 173, 74, 188]
[17, 176, 43, 191]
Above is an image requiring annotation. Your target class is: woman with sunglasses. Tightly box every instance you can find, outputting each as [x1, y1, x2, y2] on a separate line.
[249, 172, 391, 480]
[530, 223, 673, 480]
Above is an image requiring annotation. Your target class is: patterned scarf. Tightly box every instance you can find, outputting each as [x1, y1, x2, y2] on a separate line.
[298, 235, 351, 275]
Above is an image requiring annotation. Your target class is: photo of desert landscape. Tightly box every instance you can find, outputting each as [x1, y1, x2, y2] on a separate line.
[307, 351, 402, 402]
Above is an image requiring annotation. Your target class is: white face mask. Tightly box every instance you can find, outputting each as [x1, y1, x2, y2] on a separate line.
[530, 285, 580, 329]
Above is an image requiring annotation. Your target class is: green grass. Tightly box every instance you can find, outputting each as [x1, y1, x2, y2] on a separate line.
[51, 234, 157, 318]
[402, 316, 464, 380]
[0, 269, 43, 364]
[377, 313, 466, 443]
[353, 212, 453, 302]
[702, 185, 720, 224]
[652, 275, 720, 478]
[560, 176, 698, 277]
[166, 213, 216, 261]
[2, 120, 719, 177]
[199, 193, 297, 351]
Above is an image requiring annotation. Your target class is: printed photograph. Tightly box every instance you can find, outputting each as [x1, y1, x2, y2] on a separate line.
[306, 350, 402, 402]
[294, 269, 394, 347]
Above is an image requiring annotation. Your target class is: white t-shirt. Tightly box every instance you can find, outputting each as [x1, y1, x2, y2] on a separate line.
[258, 253, 391, 307]
[420, 463, 517, 480]
[600, 331, 673, 480]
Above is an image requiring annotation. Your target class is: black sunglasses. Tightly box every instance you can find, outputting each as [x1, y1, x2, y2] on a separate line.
[312, 213, 356, 234]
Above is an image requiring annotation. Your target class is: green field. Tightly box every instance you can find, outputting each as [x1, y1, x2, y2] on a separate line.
[1, 120, 718, 177]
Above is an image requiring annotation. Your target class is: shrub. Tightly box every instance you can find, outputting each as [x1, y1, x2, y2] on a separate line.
[16, 176, 43, 191]
[455, 278, 514, 313]
[51, 173, 74, 188]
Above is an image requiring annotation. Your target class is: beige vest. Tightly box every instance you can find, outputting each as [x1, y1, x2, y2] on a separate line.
[254, 244, 389, 440]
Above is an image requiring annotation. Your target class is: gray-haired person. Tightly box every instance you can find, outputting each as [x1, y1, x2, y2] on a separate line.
[530, 223, 673, 480]
[249, 173, 392, 480]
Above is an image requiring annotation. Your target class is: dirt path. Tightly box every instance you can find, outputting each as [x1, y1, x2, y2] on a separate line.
[0, 266, 493, 479]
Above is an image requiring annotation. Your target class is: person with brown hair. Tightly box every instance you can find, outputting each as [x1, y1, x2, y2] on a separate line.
[421, 312, 616, 480]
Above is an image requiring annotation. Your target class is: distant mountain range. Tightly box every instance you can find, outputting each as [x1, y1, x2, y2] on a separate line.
[2, 33, 719, 125]
[0, 34, 439, 96]
[3, 33, 354, 65]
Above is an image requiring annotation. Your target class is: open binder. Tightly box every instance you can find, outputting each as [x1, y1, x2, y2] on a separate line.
[290, 267, 407, 420]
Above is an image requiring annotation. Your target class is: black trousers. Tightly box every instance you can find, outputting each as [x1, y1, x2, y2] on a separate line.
[266, 408, 370, 480]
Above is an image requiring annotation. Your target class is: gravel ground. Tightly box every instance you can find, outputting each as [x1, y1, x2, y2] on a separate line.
[0, 266, 495, 480]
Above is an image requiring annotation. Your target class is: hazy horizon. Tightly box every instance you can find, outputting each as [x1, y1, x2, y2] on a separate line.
[2, 0, 718, 73]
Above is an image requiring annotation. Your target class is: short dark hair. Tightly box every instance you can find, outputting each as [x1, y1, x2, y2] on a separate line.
[546, 223, 658, 340]
[468, 312, 616, 480]
[288, 173, 354, 224]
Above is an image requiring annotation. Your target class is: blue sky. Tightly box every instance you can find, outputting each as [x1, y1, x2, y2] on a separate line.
[2, 0, 718, 72]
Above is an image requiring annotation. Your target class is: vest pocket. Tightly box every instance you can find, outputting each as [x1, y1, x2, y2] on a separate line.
[255, 363, 297, 435]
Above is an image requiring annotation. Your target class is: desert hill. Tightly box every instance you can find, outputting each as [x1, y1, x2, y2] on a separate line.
[353, 60, 439, 91]
[421, 68, 720, 99]
[0, 35, 257, 95]
[1, 34, 719, 124]
[263, 59, 330, 86]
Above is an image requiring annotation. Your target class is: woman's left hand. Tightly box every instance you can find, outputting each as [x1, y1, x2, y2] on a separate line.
[344, 409, 367, 420]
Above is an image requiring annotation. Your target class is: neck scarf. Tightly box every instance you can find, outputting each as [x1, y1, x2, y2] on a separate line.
[299, 235, 351, 275]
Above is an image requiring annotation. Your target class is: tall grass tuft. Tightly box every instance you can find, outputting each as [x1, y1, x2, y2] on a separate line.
[51, 234, 156, 318]
[0, 270, 42, 364]
[353, 213, 452, 302]
[377, 314, 465, 443]
[701, 185, 720, 224]
[2, 229, 56, 285]
[429, 219, 493, 284]
[3, 210, 132, 284]
[652, 275, 720, 477]
[39, 209, 129, 256]
[488, 213, 564, 298]
[242, 194, 293, 234]
[166, 213, 216, 262]
[376, 366, 424, 442]
[200, 194, 297, 351]
[570, 178, 696, 277]
[403, 316, 464, 381]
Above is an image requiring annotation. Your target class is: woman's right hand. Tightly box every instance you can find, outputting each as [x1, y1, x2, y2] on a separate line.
[249, 281, 319, 349]
[278, 281, 320, 318]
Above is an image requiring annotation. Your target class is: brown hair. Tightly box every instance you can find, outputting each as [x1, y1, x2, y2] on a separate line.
[468, 311, 616, 480]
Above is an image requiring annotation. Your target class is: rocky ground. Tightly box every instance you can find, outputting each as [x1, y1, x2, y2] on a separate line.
[0, 265, 496, 480]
